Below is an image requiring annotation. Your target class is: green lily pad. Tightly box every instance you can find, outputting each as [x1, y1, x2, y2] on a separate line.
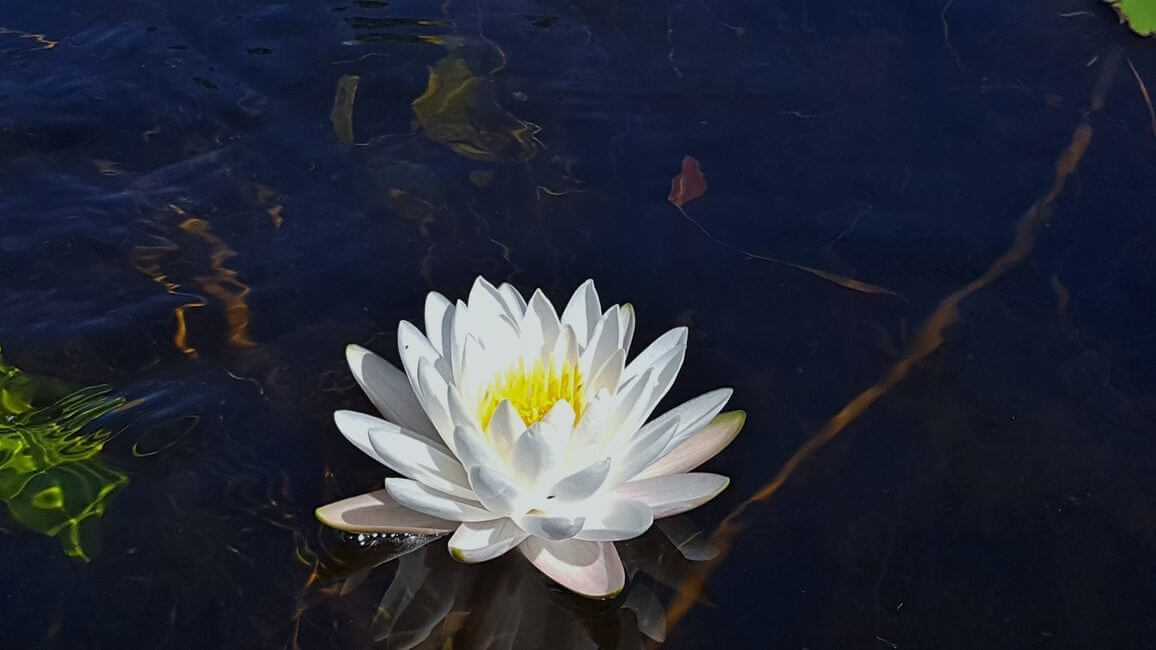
[1105, 0, 1156, 36]
[0, 349, 127, 561]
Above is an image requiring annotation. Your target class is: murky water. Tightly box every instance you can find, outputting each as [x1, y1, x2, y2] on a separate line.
[2, 1, 1155, 647]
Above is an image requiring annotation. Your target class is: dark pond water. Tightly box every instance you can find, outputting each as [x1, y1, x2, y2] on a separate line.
[2, 0, 1155, 647]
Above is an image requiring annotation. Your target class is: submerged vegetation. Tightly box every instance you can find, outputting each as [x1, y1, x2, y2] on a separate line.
[0, 349, 127, 561]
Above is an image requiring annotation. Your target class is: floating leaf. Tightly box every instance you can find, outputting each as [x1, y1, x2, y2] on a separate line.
[668, 154, 707, 208]
[331, 74, 361, 145]
[1105, 0, 1156, 36]
[0, 349, 127, 561]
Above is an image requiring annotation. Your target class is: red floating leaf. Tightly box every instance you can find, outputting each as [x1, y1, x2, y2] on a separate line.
[668, 154, 706, 208]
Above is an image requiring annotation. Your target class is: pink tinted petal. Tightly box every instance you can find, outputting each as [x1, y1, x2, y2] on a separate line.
[315, 489, 456, 534]
[519, 538, 625, 599]
[633, 411, 745, 479]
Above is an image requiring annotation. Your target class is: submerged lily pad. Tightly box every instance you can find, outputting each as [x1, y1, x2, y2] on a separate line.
[0, 350, 127, 561]
[1105, 0, 1156, 36]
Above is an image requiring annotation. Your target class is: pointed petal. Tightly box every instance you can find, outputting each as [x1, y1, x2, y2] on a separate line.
[334, 410, 448, 464]
[316, 489, 456, 534]
[605, 415, 681, 485]
[587, 348, 626, 396]
[486, 399, 526, 458]
[345, 345, 436, 438]
[398, 319, 450, 386]
[650, 388, 734, 458]
[560, 279, 601, 346]
[579, 305, 620, 376]
[385, 478, 500, 523]
[551, 458, 611, 502]
[516, 513, 585, 540]
[452, 424, 506, 472]
[424, 292, 454, 355]
[467, 465, 524, 516]
[367, 425, 474, 498]
[416, 357, 455, 448]
[513, 421, 562, 488]
[550, 324, 579, 368]
[540, 399, 576, 439]
[634, 411, 745, 479]
[520, 289, 561, 361]
[618, 303, 636, 353]
[518, 538, 625, 599]
[448, 519, 528, 563]
[498, 282, 528, 317]
[574, 498, 654, 541]
[622, 327, 687, 382]
[612, 473, 730, 519]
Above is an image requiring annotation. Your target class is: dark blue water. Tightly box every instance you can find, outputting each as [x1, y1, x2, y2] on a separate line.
[2, 1, 1154, 647]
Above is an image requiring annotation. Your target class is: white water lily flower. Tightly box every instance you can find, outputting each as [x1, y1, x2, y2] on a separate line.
[317, 277, 745, 598]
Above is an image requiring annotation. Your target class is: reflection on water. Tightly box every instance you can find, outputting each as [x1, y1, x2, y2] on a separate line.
[0, 350, 126, 560]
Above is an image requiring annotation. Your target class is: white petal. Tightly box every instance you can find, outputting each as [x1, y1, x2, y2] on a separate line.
[467, 465, 524, 516]
[616, 345, 686, 437]
[398, 319, 450, 387]
[513, 421, 562, 488]
[574, 498, 654, 541]
[452, 424, 506, 472]
[560, 279, 601, 346]
[416, 357, 455, 448]
[612, 473, 730, 518]
[604, 368, 657, 447]
[468, 277, 510, 322]
[634, 411, 745, 479]
[498, 282, 527, 317]
[516, 513, 585, 540]
[550, 324, 579, 368]
[384, 478, 499, 522]
[618, 303, 636, 358]
[551, 458, 611, 502]
[449, 299, 469, 380]
[518, 538, 625, 598]
[605, 414, 681, 485]
[486, 399, 526, 457]
[345, 345, 437, 438]
[423, 292, 454, 355]
[334, 410, 448, 464]
[520, 289, 561, 362]
[587, 348, 626, 396]
[622, 327, 687, 382]
[540, 399, 576, 440]
[579, 305, 620, 376]
[651, 388, 734, 458]
[447, 519, 528, 563]
[568, 388, 613, 458]
[367, 425, 474, 498]
[446, 383, 482, 434]
[315, 489, 456, 534]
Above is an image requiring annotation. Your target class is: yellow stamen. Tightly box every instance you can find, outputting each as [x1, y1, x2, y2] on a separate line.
[477, 357, 584, 430]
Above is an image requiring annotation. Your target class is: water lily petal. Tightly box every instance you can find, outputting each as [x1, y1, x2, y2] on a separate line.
[385, 478, 500, 522]
[398, 319, 450, 386]
[416, 357, 455, 448]
[446, 383, 483, 434]
[448, 519, 528, 563]
[520, 289, 561, 362]
[612, 473, 730, 518]
[424, 291, 454, 355]
[315, 489, 456, 534]
[550, 324, 579, 368]
[452, 424, 505, 472]
[516, 513, 585, 540]
[588, 348, 626, 397]
[622, 326, 687, 382]
[605, 415, 681, 485]
[498, 282, 528, 318]
[579, 305, 620, 376]
[551, 457, 611, 502]
[634, 411, 745, 479]
[513, 421, 562, 488]
[574, 498, 654, 541]
[467, 465, 524, 516]
[560, 279, 601, 346]
[334, 410, 448, 463]
[468, 277, 510, 322]
[345, 345, 436, 439]
[367, 426, 474, 498]
[618, 303, 636, 354]
[650, 388, 734, 459]
[540, 399, 576, 440]
[486, 399, 526, 458]
[518, 538, 625, 599]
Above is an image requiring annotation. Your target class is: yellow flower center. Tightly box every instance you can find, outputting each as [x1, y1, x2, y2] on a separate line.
[477, 358, 584, 430]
